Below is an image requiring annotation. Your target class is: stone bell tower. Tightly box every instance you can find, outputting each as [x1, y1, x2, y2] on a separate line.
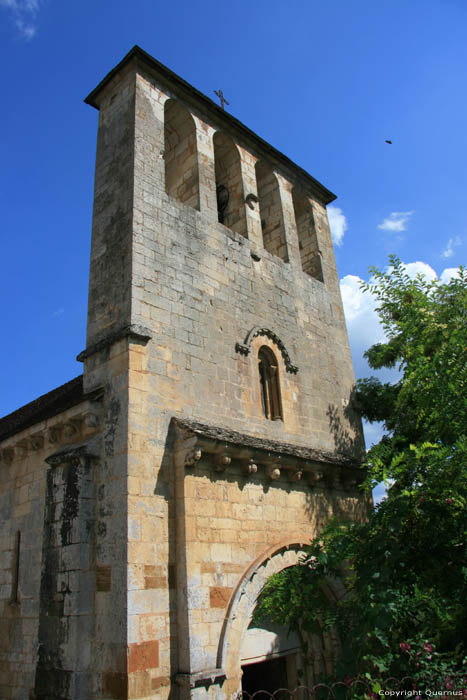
[75, 45, 365, 699]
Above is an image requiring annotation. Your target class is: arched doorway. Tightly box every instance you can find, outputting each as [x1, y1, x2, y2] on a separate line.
[240, 620, 302, 695]
[217, 540, 343, 694]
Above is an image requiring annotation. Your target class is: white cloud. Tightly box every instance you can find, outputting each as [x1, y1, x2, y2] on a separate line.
[327, 205, 347, 247]
[340, 261, 458, 381]
[0, 0, 41, 39]
[378, 210, 414, 232]
[441, 235, 462, 259]
[440, 267, 461, 284]
[340, 274, 385, 364]
[401, 260, 437, 281]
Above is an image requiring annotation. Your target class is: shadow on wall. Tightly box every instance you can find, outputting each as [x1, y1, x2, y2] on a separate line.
[151, 426, 179, 700]
[150, 404, 369, 696]
[326, 386, 366, 460]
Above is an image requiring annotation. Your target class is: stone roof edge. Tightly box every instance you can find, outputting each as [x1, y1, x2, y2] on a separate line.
[77, 323, 152, 362]
[0, 376, 103, 443]
[84, 45, 337, 206]
[172, 417, 364, 470]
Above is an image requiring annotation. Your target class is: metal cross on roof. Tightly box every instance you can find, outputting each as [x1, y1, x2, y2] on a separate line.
[214, 89, 230, 110]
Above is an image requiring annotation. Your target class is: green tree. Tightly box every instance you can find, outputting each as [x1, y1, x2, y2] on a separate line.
[253, 258, 467, 688]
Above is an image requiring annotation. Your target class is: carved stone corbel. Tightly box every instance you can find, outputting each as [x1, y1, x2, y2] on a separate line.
[62, 419, 81, 440]
[288, 470, 302, 482]
[46, 427, 61, 445]
[214, 455, 231, 473]
[29, 434, 44, 451]
[308, 470, 324, 488]
[266, 465, 281, 481]
[173, 425, 202, 470]
[185, 448, 201, 468]
[83, 412, 100, 429]
[243, 460, 258, 475]
[1, 448, 14, 465]
[15, 440, 28, 460]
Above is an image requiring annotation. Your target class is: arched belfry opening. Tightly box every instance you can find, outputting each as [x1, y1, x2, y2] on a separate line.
[258, 346, 283, 421]
[213, 132, 247, 237]
[255, 161, 288, 262]
[164, 99, 200, 210]
[292, 187, 323, 282]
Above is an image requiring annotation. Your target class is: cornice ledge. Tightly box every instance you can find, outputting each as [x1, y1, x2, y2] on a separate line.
[45, 436, 101, 467]
[174, 668, 226, 689]
[171, 417, 362, 470]
[77, 324, 152, 362]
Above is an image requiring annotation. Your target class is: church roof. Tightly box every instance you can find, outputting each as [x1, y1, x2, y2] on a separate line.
[85, 45, 337, 206]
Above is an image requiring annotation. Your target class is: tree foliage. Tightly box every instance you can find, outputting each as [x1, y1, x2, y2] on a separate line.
[253, 258, 467, 688]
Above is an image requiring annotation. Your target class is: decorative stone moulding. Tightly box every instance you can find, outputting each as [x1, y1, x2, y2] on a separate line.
[47, 427, 62, 445]
[266, 465, 281, 480]
[243, 460, 258, 475]
[0, 403, 103, 464]
[83, 412, 100, 429]
[172, 417, 365, 493]
[184, 448, 202, 468]
[214, 454, 231, 472]
[289, 470, 302, 482]
[45, 437, 101, 469]
[77, 323, 152, 362]
[62, 420, 81, 440]
[1, 448, 14, 465]
[29, 434, 44, 451]
[235, 326, 299, 374]
[307, 470, 324, 487]
[15, 440, 29, 460]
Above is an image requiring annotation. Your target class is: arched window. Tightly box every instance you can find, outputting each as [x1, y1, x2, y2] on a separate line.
[292, 187, 323, 281]
[164, 99, 200, 210]
[213, 132, 247, 237]
[255, 162, 288, 262]
[258, 346, 283, 421]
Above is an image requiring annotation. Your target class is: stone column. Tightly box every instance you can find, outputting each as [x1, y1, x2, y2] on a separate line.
[34, 441, 99, 700]
[237, 147, 264, 251]
[275, 174, 303, 272]
[194, 119, 218, 219]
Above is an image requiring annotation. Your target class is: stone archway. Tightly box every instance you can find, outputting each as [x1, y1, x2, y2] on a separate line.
[217, 539, 343, 693]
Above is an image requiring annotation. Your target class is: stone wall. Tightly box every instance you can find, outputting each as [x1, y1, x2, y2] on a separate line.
[1, 47, 367, 700]
[0, 396, 102, 700]
[80, 51, 366, 699]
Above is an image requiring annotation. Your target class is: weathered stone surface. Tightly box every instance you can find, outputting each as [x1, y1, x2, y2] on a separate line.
[128, 640, 160, 672]
[0, 46, 368, 700]
[209, 587, 233, 609]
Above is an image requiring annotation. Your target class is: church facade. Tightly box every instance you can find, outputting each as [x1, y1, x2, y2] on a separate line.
[0, 46, 367, 700]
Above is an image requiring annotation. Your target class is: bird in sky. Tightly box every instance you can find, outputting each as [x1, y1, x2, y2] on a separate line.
[385, 139, 393, 144]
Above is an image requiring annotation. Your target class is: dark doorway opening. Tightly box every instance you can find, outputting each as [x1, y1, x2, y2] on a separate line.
[242, 655, 288, 695]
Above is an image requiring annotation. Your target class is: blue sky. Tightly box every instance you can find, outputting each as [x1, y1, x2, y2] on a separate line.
[1, 0, 466, 470]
